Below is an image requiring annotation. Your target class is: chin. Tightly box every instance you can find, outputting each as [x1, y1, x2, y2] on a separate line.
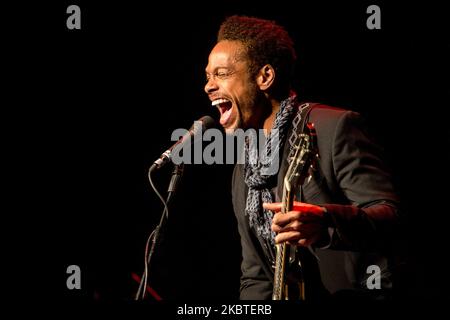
[224, 127, 236, 134]
[223, 118, 240, 134]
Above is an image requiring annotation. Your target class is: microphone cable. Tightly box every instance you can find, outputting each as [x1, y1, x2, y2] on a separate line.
[135, 165, 169, 300]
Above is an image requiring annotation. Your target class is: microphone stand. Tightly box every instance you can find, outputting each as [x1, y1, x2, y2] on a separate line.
[147, 163, 184, 263]
[136, 163, 184, 300]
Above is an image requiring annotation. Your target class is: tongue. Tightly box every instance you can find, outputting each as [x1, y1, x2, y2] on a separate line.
[220, 107, 232, 125]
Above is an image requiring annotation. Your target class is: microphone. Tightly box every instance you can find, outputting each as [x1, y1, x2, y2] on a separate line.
[151, 115, 215, 171]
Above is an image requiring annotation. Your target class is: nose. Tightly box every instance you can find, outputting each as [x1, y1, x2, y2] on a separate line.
[204, 77, 219, 95]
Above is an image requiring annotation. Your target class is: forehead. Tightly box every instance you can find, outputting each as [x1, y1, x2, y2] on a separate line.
[206, 40, 247, 69]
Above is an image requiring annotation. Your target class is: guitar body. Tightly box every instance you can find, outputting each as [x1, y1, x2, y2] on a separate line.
[272, 122, 317, 300]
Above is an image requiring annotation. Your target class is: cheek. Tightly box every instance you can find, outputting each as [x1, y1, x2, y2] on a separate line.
[229, 80, 258, 119]
[238, 88, 258, 114]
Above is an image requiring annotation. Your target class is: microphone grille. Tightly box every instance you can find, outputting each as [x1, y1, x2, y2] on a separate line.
[198, 115, 216, 130]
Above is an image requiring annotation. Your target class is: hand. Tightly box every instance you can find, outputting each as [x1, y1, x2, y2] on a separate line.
[263, 201, 328, 247]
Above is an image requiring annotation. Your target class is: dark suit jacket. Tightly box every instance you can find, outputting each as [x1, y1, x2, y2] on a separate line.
[231, 104, 400, 300]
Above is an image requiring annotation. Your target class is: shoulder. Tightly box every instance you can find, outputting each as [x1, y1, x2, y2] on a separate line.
[307, 103, 357, 122]
[302, 103, 365, 134]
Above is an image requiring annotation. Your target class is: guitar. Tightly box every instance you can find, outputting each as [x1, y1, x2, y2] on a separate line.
[272, 122, 317, 300]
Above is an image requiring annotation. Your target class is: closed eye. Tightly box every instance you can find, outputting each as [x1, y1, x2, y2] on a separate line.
[205, 69, 236, 82]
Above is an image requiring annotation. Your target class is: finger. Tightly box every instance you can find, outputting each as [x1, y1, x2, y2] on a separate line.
[272, 212, 299, 230]
[272, 210, 317, 228]
[272, 210, 322, 227]
[275, 222, 322, 239]
[292, 201, 316, 209]
[275, 231, 301, 244]
[297, 234, 320, 247]
[280, 234, 317, 247]
[263, 202, 282, 212]
[272, 219, 302, 233]
[272, 221, 293, 233]
[292, 201, 325, 217]
[270, 201, 314, 212]
[298, 238, 311, 247]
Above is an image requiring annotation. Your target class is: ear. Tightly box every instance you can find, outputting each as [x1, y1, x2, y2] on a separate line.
[256, 64, 275, 91]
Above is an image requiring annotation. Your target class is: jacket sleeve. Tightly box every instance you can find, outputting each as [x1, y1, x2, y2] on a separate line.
[321, 111, 400, 251]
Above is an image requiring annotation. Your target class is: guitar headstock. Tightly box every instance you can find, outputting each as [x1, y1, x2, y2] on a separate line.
[283, 122, 317, 195]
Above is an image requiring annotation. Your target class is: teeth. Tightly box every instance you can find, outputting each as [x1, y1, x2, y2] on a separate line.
[212, 98, 229, 106]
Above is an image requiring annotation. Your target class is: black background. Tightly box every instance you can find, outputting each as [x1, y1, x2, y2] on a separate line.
[9, 0, 449, 305]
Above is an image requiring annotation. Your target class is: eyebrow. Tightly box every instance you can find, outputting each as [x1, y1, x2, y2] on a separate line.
[205, 66, 231, 73]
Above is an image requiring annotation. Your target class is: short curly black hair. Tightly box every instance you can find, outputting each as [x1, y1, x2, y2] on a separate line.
[218, 15, 296, 98]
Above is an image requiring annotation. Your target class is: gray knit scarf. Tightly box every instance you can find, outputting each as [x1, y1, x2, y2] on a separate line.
[244, 95, 297, 245]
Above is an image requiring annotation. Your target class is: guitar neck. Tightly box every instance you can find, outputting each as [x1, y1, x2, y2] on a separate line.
[272, 188, 294, 300]
[272, 122, 315, 300]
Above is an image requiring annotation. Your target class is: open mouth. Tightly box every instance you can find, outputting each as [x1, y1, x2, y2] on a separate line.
[212, 98, 233, 126]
